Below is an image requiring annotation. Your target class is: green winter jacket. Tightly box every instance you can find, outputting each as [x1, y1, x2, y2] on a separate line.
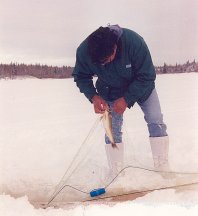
[72, 26, 156, 108]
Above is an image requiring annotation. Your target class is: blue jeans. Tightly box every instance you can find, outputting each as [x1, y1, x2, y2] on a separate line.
[105, 88, 168, 144]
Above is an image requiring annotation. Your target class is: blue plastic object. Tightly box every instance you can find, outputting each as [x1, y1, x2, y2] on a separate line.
[90, 188, 106, 197]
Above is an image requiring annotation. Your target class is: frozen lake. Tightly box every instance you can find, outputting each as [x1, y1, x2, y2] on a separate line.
[0, 73, 198, 214]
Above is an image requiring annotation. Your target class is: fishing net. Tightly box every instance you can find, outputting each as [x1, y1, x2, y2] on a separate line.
[47, 115, 198, 205]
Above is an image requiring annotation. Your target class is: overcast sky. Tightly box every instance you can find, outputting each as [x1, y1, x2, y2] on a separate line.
[0, 0, 198, 66]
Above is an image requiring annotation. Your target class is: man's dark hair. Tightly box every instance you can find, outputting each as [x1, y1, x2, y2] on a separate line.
[88, 27, 118, 64]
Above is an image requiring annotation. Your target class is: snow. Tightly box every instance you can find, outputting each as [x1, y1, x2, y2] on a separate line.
[1, 73, 198, 215]
[1, 193, 198, 216]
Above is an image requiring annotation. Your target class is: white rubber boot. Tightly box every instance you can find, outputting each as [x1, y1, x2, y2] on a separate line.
[105, 142, 124, 177]
[150, 136, 170, 171]
[105, 142, 125, 193]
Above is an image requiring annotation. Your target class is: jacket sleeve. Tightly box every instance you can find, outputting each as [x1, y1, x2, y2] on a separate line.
[72, 47, 97, 102]
[123, 38, 156, 108]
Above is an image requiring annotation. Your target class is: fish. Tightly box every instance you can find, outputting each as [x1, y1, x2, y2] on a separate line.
[101, 109, 118, 149]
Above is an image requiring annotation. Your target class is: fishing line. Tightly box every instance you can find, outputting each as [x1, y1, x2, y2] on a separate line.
[47, 117, 101, 205]
[83, 181, 198, 202]
[47, 164, 198, 206]
[47, 114, 198, 206]
[44, 180, 198, 207]
[104, 165, 198, 189]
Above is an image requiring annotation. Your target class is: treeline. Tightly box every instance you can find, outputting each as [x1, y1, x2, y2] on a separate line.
[0, 63, 73, 79]
[156, 60, 198, 74]
[0, 60, 197, 79]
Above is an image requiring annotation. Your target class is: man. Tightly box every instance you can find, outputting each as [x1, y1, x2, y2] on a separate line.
[72, 24, 169, 174]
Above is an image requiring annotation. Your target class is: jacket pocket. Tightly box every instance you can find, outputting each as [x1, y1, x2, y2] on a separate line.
[121, 65, 134, 81]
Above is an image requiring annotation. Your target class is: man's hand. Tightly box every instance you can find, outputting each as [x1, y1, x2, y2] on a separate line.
[92, 95, 109, 114]
[113, 97, 128, 114]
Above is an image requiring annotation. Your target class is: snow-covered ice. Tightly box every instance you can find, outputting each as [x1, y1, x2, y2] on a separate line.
[0, 73, 198, 215]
